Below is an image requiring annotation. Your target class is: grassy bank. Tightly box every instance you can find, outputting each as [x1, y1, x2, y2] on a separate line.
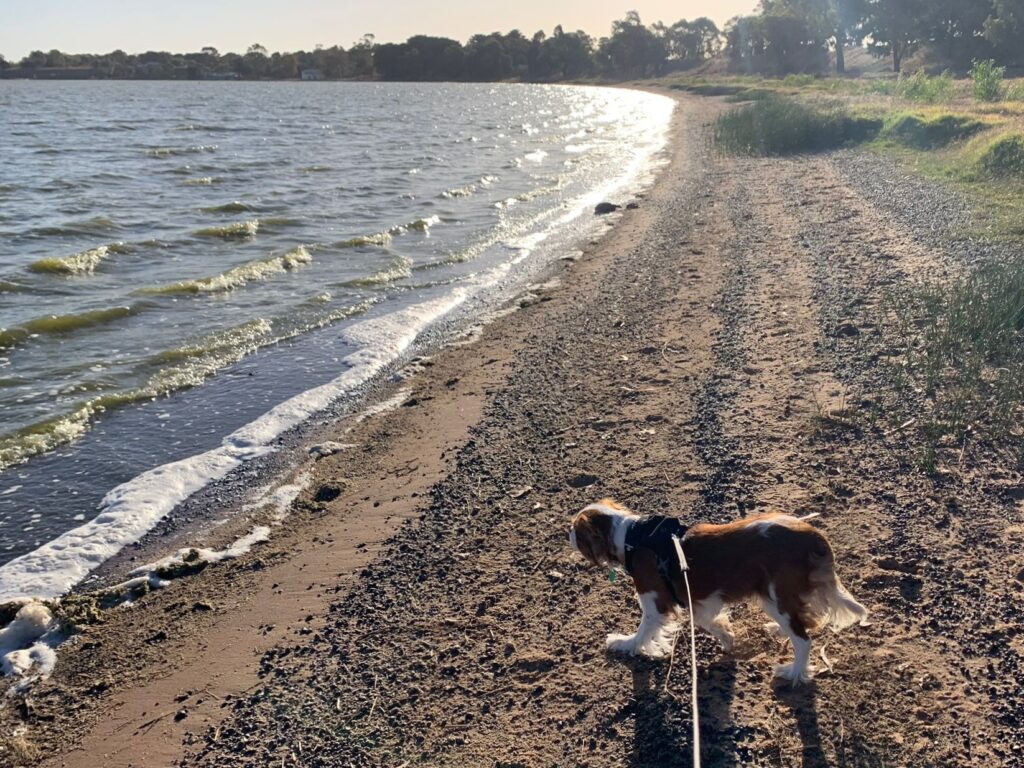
[684, 79, 1024, 471]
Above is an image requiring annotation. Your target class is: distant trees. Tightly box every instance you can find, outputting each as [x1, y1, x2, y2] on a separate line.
[727, 0, 1024, 74]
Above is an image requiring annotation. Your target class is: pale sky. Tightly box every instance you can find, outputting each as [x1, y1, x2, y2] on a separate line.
[1, 0, 757, 61]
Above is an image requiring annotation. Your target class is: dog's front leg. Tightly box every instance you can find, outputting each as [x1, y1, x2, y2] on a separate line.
[607, 591, 674, 658]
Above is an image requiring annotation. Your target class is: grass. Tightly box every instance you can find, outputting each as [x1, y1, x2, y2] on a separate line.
[895, 70, 955, 104]
[714, 96, 882, 156]
[886, 258, 1024, 469]
[879, 112, 987, 149]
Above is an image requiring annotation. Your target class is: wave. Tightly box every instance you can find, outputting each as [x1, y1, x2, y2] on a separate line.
[27, 243, 129, 275]
[193, 219, 259, 239]
[340, 255, 413, 287]
[0, 299, 375, 476]
[30, 216, 117, 238]
[141, 245, 311, 294]
[335, 215, 441, 248]
[0, 280, 30, 293]
[146, 145, 217, 157]
[0, 305, 138, 349]
[442, 185, 477, 199]
[183, 176, 217, 186]
[201, 201, 253, 214]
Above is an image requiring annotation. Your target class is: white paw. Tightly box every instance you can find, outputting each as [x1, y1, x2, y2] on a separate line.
[606, 633, 640, 655]
[774, 662, 814, 685]
[606, 633, 671, 659]
[763, 621, 783, 639]
[716, 631, 736, 652]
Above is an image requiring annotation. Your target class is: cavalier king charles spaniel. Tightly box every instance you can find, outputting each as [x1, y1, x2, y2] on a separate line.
[570, 499, 867, 683]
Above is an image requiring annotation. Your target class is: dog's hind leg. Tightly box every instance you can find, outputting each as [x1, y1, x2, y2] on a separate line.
[760, 586, 813, 684]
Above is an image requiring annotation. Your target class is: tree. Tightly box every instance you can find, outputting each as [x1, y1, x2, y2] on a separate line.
[663, 18, 721, 68]
[600, 11, 667, 78]
[725, 14, 829, 74]
[863, 0, 925, 72]
[985, 0, 1024, 65]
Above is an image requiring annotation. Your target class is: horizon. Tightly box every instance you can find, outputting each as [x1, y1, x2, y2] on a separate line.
[1, 0, 756, 62]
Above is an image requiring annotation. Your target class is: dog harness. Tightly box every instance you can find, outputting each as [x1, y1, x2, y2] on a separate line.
[623, 515, 690, 606]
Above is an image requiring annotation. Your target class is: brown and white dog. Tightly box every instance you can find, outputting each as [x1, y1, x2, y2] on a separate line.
[570, 499, 867, 683]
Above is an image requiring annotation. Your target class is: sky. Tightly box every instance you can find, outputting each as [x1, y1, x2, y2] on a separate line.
[1, 0, 758, 61]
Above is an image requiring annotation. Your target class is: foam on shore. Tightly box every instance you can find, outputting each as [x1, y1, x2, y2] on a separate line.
[0, 291, 467, 602]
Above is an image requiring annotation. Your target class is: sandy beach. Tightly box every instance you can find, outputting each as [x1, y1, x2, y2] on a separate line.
[3, 88, 1023, 767]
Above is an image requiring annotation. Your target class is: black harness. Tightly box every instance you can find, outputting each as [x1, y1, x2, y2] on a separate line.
[623, 515, 690, 607]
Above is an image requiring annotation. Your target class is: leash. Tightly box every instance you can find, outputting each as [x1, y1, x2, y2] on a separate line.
[670, 534, 701, 768]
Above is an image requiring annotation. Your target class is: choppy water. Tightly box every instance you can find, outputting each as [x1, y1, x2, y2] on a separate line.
[0, 81, 672, 598]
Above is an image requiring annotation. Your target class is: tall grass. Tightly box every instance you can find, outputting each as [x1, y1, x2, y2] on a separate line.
[887, 258, 1024, 469]
[880, 113, 986, 149]
[714, 96, 881, 156]
[895, 70, 955, 104]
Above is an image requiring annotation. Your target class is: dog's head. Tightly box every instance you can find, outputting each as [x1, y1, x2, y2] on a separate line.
[569, 499, 636, 567]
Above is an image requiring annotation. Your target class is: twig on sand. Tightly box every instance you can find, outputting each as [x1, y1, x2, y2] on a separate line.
[885, 418, 916, 436]
[136, 710, 173, 736]
[660, 341, 688, 368]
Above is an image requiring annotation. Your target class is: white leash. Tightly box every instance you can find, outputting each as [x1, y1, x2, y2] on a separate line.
[671, 534, 701, 768]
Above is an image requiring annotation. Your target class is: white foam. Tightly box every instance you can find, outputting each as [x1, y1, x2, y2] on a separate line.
[1, 601, 59, 692]
[0, 292, 466, 602]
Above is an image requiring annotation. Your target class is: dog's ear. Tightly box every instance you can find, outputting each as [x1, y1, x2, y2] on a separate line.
[571, 509, 614, 567]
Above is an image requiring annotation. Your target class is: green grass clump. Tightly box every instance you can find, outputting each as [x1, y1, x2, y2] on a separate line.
[881, 113, 986, 148]
[971, 59, 1006, 102]
[888, 258, 1024, 468]
[895, 70, 955, 104]
[975, 132, 1024, 177]
[715, 96, 882, 156]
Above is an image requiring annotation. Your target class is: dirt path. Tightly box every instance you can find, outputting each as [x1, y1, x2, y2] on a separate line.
[4, 93, 1023, 768]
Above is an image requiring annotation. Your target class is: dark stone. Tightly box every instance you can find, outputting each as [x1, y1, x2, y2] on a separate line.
[626, 202, 640, 210]
[314, 485, 342, 502]
[594, 202, 620, 215]
[568, 473, 599, 489]
[834, 323, 861, 337]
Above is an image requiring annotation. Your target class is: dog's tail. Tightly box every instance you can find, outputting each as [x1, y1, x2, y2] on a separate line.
[806, 544, 869, 632]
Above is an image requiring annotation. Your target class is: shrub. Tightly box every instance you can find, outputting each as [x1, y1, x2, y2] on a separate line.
[975, 132, 1024, 177]
[881, 113, 986, 148]
[971, 59, 1006, 102]
[714, 96, 881, 156]
[895, 70, 954, 104]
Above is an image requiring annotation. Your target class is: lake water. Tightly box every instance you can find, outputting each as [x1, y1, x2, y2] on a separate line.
[0, 81, 673, 600]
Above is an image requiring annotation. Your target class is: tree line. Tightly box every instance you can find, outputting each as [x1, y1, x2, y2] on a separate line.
[0, 12, 720, 82]
[730, 0, 1024, 75]
[3, 4, 1023, 82]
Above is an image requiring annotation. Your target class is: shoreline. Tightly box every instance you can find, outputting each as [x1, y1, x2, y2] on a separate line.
[0, 86, 688, 767]
[0, 82, 674, 601]
[4, 86, 1021, 767]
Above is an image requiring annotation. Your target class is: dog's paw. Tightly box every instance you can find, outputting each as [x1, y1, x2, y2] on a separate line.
[774, 662, 814, 685]
[606, 633, 640, 655]
[763, 621, 786, 641]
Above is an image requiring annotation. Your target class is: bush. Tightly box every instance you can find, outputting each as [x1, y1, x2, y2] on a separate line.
[895, 70, 954, 104]
[971, 59, 1006, 102]
[714, 96, 882, 156]
[881, 113, 986, 148]
[976, 132, 1024, 177]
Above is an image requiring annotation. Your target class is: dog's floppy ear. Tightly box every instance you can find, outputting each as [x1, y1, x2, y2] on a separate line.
[571, 509, 614, 567]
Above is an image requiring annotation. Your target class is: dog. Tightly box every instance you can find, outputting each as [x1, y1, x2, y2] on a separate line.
[569, 499, 867, 683]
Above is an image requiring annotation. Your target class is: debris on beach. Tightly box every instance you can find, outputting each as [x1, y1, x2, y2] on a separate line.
[593, 202, 620, 215]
